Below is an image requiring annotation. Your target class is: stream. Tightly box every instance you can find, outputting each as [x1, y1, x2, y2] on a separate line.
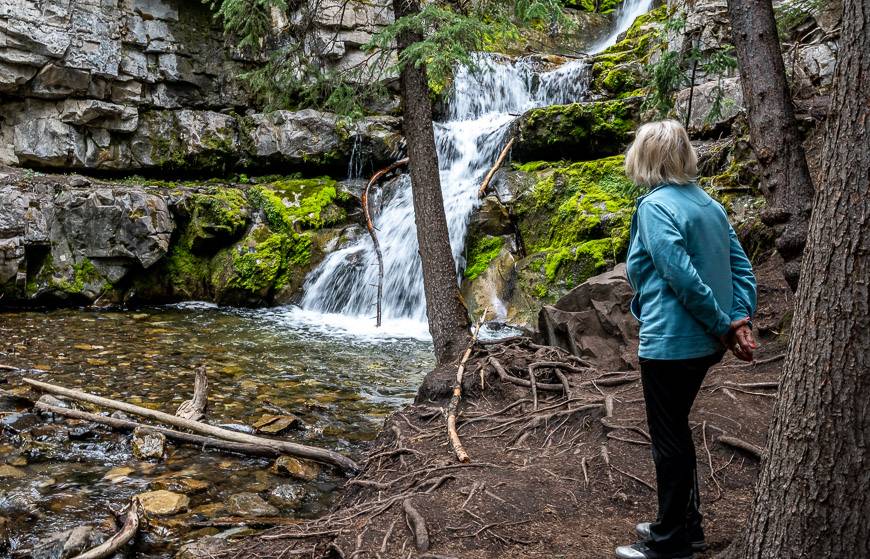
[0, 306, 433, 557]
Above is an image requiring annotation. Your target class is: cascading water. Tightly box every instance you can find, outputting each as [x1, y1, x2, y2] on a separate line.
[297, 0, 653, 334]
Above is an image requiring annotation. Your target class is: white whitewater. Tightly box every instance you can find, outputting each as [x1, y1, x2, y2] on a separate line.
[296, 0, 653, 334]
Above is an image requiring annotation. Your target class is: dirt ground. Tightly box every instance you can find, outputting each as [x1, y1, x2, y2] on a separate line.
[220, 255, 792, 559]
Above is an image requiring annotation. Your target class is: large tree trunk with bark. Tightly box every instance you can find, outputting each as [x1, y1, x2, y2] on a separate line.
[725, 0, 815, 291]
[391, 0, 471, 364]
[723, 2, 870, 557]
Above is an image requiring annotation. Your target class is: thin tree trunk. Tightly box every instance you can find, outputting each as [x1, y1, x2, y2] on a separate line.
[391, 0, 471, 364]
[722, 1, 870, 556]
[725, 0, 815, 291]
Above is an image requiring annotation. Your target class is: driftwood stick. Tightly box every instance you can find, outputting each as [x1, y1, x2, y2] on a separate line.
[24, 378, 359, 472]
[361, 159, 407, 327]
[447, 312, 486, 463]
[71, 497, 142, 559]
[35, 401, 280, 457]
[478, 137, 514, 198]
[717, 435, 764, 460]
[403, 499, 430, 552]
[176, 366, 208, 421]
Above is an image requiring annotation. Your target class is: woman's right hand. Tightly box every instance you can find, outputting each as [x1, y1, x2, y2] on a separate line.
[720, 317, 758, 361]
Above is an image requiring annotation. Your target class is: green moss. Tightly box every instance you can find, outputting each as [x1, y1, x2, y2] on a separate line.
[516, 99, 638, 162]
[562, 0, 623, 14]
[464, 236, 504, 280]
[251, 176, 347, 232]
[54, 258, 103, 294]
[513, 155, 634, 289]
[589, 5, 668, 96]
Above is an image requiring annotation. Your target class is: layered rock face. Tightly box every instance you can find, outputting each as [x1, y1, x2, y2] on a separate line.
[0, 167, 360, 306]
[0, 0, 400, 173]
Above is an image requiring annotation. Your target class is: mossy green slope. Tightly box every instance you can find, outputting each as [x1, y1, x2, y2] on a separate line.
[512, 155, 635, 297]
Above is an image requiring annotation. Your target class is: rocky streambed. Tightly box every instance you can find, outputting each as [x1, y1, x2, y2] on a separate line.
[0, 305, 434, 557]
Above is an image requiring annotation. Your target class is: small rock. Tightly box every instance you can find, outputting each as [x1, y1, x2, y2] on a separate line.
[137, 490, 189, 516]
[268, 484, 306, 510]
[69, 176, 91, 187]
[31, 525, 106, 559]
[252, 413, 302, 434]
[103, 466, 135, 483]
[6, 455, 26, 467]
[175, 536, 224, 559]
[225, 492, 278, 517]
[270, 456, 320, 481]
[0, 465, 25, 479]
[37, 394, 71, 409]
[132, 426, 166, 460]
[151, 477, 211, 495]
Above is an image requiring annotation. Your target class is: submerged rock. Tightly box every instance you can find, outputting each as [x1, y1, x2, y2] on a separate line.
[30, 525, 107, 559]
[225, 492, 279, 517]
[137, 490, 190, 516]
[268, 484, 306, 510]
[0, 465, 25, 479]
[271, 456, 321, 481]
[132, 427, 166, 461]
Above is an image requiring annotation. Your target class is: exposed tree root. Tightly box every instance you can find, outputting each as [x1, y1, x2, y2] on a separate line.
[176, 365, 208, 421]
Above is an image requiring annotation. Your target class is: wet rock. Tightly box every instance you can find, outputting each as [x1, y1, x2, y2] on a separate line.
[537, 263, 639, 371]
[138, 490, 190, 516]
[103, 466, 135, 483]
[270, 455, 321, 481]
[225, 492, 279, 516]
[512, 98, 639, 162]
[151, 476, 211, 495]
[268, 484, 306, 510]
[175, 536, 225, 559]
[0, 465, 25, 479]
[31, 525, 107, 559]
[132, 426, 166, 460]
[0, 412, 40, 432]
[37, 394, 72, 409]
[253, 413, 302, 434]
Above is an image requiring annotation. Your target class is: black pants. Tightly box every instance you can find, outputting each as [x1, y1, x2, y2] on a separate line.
[640, 351, 723, 552]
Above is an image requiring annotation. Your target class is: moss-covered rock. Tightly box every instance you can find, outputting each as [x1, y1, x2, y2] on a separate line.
[512, 98, 640, 162]
[588, 5, 668, 98]
[563, 0, 624, 14]
[511, 155, 635, 300]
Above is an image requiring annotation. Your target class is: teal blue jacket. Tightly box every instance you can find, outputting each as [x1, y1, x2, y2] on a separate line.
[626, 183, 757, 360]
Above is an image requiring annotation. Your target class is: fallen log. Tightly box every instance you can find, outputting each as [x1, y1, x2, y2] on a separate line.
[35, 401, 280, 457]
[23, 378, 359, 473]
[71, 497, 141, 559]
[176, 366, 208, 421]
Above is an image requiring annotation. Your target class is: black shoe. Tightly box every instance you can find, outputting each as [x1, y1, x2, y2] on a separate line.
[615, 542, 694, 559]
[635, 522, 707, 552]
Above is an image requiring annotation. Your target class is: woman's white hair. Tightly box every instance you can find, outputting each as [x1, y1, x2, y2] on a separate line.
[624, 120, 698, 188]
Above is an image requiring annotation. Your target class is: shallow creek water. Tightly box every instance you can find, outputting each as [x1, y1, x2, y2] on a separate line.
[0, 305, 434, 557]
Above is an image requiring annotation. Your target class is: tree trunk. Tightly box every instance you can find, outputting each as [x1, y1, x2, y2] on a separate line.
[725, 0, 815, 291]
[391, 0, 471, 364]
[723, 1, 870, 557]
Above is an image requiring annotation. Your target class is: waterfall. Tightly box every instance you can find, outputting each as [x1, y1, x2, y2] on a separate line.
[296, 0, 652, 333]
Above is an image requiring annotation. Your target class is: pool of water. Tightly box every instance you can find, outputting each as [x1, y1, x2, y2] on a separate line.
[0, 305, 434, 557]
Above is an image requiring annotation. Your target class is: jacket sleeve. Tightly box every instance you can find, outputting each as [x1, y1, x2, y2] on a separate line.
[637, 201, 733, 337]
[727, 223, 757, 321]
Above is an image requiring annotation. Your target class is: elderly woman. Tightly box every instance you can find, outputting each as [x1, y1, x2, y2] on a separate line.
[615, 121, 758, 559]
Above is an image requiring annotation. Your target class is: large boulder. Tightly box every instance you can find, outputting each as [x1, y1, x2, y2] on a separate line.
[512, 98, 639, 162]
[537, 263, 639, 370]
[674, 77, 745, 137]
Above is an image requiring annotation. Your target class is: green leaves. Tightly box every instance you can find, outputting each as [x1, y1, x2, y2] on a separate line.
[204, 0, 287, 51]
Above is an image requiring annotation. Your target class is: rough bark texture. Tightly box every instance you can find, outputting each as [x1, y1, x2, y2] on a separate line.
[391, 0, 471, 364]
[726, 0, 815, 291]
[723, 1, 870, 557]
